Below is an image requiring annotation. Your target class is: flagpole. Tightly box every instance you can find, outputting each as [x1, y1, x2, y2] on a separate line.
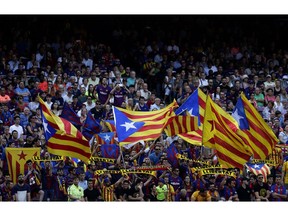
[201, 89, 210, 160]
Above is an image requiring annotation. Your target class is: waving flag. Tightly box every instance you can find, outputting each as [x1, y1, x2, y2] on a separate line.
[164, 115, 198, 137]
[95, 132, 115, 145]
[175, 88, 206, 145]
[203, 96, 252, 169]
[39, 96, 91, 163]
[82, 112, 102, 140]
[232, 93, 278, 159]
[113, 100, 178, 145]
[60, 102, 82, 129]
[246, 163, 270, 182]
[6, 148, 40, 183]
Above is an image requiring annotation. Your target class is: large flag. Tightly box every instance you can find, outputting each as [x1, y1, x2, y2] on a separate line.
[246, 163, 270, 182]
[113, 100, 178, 145]
[175, 88, 206, 145]
[82, 111, 102, 140]
[94, 132, 115, 145]
[202, 96, 252, 169]
[164, 115, 199, 137]
[6, 148, 40, 183]
[60, 102, 82, 129]
[232, 93, 278, 159]
[39, 96, 91, 163]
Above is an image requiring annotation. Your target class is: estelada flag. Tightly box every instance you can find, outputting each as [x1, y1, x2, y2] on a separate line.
[6, 147, 40, 184]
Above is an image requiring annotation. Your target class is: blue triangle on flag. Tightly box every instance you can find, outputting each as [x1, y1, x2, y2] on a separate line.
[175, 89, 200, 125]
[113, 107, 145, 142]
[232, 97, 249, 130]
[41, 109, 56, 141]
[98, 132, 114, 144]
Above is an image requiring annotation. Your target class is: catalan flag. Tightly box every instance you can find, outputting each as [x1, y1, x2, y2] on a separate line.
[6, 148, 40, 184]
[202, 96, 252, 169]
[39, 96, 91, 163]
[94, 132, 115, 145]
[175, 88, 206, 146]
[164, 115, 198, 137]
[82, 111, 102, 140]
[246, 163, 270, 182]
[232, 93, 278, 159]
[113, 100, 178, 145]
[60, 102, 82, 129]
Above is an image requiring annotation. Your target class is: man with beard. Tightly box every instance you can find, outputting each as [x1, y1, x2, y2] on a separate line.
[11, 174, 31, 201]
[237, 177, 252, 201]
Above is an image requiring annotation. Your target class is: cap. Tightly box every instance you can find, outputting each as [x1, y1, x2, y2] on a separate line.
[159, 178, 165, 184]
[67, 87, 73, 91]
[0, 120, 3, 124]
[267, 75, 271, 78]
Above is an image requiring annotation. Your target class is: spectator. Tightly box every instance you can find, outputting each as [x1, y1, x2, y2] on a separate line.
[11, 174, 31, 201]
[67, 175, 84, 202]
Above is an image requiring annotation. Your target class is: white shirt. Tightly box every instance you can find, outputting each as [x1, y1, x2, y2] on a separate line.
[82, 58, 93, 72]
[150, 103, 160, 111]
[199, 79, 209, 87]
[83, 102, 95, 112]
[9, 124, 24, 139]
[63, 94, 74, 104]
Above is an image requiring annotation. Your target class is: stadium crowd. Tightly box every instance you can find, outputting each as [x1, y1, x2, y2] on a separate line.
[0, 16, 288, 201]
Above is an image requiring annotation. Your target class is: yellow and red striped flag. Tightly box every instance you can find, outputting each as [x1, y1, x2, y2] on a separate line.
[113, 100, 178, 145]
[164, 115, 198, 137]
[174, 88, 206, 145]
[38, 96, 91, 163]
[232, 93, 278, 159]
[203, 96, 252, 169]
[6, 147, 40, 184]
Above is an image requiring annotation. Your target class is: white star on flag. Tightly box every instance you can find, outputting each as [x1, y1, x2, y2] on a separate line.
[120, 121, 137, 132]
[232, 108, 244, 125]
[253, 164, 260, 169]
[187, 108, 194, 116]
[104, 134, 110, 141]
[43, 120, 51, 134]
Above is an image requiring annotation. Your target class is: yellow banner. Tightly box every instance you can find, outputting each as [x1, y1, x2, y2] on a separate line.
[95, 169, 157, 177]
[251, 159, 276, 166]
[90, 157, 115, 164]
[194, 164, 223, 170]
[176, 153, 210, 165]
[200, 169, 236, 178]
[32, 155, 64, 162]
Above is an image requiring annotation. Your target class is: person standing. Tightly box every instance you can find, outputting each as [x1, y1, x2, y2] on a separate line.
[84, 178, 101, 201]
[156, 178, 168, 201]
[67, 175, 84, 201]
[12, 174, 31, 201]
